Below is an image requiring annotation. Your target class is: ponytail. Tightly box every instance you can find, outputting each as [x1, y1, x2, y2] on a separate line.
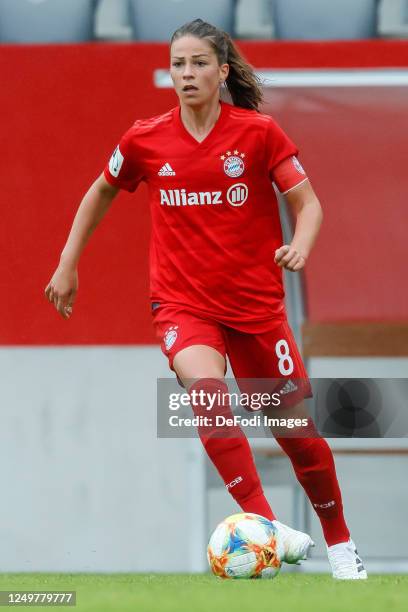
[171, 19, 263, 111]
[223, 34, 263, 111]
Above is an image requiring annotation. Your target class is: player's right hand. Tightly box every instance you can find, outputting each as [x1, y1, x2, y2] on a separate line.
[44, 265, 78, 320]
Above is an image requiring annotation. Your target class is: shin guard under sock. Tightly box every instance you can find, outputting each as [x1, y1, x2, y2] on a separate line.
[189, 378, 275, 521]
[276, 437, 350, 545]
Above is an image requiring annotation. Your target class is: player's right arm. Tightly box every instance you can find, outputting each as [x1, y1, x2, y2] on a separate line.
[44, 173, 119, 319]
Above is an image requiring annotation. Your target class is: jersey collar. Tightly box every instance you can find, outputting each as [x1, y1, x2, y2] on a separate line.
[173, 100, 231, 149]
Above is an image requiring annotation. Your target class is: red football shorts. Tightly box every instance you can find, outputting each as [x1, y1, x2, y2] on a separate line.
[152, 304, 312, 409]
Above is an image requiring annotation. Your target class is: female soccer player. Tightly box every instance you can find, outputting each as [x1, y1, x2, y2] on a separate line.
[45, 19, 366, 580]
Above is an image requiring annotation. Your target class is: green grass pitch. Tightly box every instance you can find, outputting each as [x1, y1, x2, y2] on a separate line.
[0, 573, 407, 611]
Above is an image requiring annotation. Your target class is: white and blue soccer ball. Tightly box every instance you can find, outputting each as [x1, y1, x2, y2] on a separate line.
[207, 513, 284, 579]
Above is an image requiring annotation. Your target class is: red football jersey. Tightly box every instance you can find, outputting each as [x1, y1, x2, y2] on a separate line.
[104, 101, 307, 332]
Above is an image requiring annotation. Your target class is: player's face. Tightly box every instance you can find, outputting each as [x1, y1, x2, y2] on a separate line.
[170, 36, 229, 107]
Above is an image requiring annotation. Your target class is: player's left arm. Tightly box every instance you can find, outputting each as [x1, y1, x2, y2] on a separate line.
[271, 155, 323, 272]
[275, 179, 323, 272]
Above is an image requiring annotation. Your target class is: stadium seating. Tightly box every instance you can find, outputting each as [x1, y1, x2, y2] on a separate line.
[128, 0, 236, 41]
[270, 0, 379, 40]
[95, 0, 132, 41]
[0, 0, 99, 43]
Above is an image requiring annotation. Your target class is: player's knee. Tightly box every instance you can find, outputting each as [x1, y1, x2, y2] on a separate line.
[277, 436, 332, 466]
[173, 345, 225, 386]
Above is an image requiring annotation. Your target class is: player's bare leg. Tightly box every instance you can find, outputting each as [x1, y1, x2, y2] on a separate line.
[173, 344, 225, 386]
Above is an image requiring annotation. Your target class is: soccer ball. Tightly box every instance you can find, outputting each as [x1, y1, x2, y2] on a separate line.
[207, 512, 284, 579]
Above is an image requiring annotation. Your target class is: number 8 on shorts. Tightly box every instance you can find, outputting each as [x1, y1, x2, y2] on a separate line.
[275, 339, 294, 376]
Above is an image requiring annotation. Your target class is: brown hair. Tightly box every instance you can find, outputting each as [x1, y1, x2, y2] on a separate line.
[171, 18, 263, 111]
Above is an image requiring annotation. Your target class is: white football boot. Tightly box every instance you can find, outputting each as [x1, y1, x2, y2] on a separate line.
[273, 520, 315, 564]
[327, 539, 368, 579]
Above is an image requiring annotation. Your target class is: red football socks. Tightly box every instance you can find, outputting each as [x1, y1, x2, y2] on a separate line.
[275, 436, 350, 546]
[187, 379, 349, 544]
[188, 378, 276, 521]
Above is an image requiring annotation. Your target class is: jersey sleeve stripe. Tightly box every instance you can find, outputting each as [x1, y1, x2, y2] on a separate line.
[281, 177, 309, 195]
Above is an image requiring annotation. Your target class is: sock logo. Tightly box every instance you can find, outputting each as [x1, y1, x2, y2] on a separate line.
[313, 500, 336, 509]
[226, 476, 243, 490]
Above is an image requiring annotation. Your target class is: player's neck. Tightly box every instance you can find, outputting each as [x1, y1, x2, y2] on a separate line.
[179, 98, 222, 143]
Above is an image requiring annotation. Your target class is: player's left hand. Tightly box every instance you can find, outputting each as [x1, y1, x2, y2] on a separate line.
[274, 245, 306, 271]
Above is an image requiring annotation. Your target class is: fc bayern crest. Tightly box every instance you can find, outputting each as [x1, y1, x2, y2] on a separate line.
[164, 326, 178, 351]
[221, 150, 245, 178]
[292, 156, 306, 175]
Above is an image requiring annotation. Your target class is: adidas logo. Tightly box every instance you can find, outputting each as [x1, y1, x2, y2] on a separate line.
[158, 163, 176, 176]
[280, 379, 298, 395]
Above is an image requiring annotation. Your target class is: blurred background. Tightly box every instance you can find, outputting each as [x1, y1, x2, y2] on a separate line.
[0, 0, 407, 575]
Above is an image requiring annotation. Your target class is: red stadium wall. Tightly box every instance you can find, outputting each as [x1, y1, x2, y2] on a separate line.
[1, 41, 408, 345]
